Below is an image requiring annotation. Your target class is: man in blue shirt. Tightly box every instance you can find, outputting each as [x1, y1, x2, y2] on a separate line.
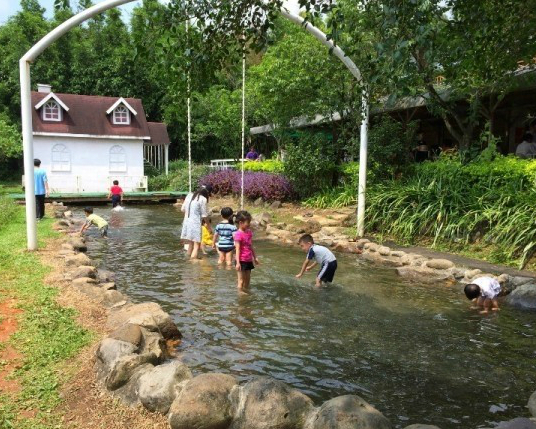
[34, 159, 49, 220]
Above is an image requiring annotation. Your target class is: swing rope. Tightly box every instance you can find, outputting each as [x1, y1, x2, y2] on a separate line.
[186, 19, 193, 194]
[240, 45, 246, 210]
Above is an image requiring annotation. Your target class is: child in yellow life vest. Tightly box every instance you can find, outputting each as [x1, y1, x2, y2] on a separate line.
[201, 218, 213, 255]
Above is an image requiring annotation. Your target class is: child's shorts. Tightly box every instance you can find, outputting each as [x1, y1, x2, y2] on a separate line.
[99, 225, 108, 237]
[111, 195, 121, 208]
[318, 260, 337, 283]
[218, 246, 235, 253]
[240, 261, 255, 271]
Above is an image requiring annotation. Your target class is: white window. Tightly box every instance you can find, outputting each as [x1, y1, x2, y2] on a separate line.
[113, 106, 130, 125]
[43, 100, 61, 121]
[109, 145, 127, 172]
[51, 144, 70, 172]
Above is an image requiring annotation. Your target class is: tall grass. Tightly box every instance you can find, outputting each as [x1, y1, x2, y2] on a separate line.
[304, 156, 536, 268]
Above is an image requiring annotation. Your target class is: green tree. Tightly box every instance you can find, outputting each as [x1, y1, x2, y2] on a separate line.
[0, 113, 22, 161]
[339, 0, 536, 150]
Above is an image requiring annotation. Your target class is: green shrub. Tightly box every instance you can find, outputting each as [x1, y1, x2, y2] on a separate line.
[0, 196, 19, 230]
[284, 131, 337, 197]
[243, 159, 284, 173]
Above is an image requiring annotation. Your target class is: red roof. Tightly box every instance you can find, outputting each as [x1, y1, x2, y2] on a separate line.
[31, 92, 169, 145]
[147, 122, 171, 146]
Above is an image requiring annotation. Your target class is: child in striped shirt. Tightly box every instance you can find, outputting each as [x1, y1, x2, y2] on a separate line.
[213, 207, 237, 266]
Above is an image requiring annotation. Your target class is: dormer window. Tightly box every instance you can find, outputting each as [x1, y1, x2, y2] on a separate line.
[43, 100, 61, 121]
[113, 105, 130, 125]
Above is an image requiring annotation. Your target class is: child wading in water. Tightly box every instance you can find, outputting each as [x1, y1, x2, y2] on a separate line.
[464, 276, 501, 314]
[201, 219, 213, 255]
[234, 211, 259, 290]
[295, 234, 337, 287]
[80, 207, 109, 238]
[108, 180, 123, 208]
[213, 207, 237, 266]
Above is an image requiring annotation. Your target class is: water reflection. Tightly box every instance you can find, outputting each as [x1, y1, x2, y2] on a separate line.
[82, 205, 536, 429]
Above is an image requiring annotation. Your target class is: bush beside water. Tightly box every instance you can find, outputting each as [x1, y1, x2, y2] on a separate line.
[199, 170, 294, 202]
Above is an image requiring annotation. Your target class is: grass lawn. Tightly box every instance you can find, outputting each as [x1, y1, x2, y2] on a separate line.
[0, 203, 92, 429]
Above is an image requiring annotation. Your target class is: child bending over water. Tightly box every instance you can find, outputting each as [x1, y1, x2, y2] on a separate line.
[295, 234, 337, 287]
[464, 276, 501, 314]
[234, 211, 259, 290]
[213, 207, 237, 266]
[80, 207, 108, 238]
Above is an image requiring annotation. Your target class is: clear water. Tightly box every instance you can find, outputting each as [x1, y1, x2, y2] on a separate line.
[84, 205, 536, 428]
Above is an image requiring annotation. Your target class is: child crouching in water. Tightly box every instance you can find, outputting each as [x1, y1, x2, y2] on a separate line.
[295, 234, 337, 287]
[80, 207, 108, 238]
[464, 276, 501, 314]
[213, 207, 237, 266]
[234, 211, 259, 290]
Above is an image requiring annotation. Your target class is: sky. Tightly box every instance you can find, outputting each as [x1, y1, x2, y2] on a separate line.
[0, 0, 302, 24]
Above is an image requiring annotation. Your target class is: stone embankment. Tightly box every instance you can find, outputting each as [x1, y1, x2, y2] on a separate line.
[248, 206, 536, 310]
[48, 202, 536, 429]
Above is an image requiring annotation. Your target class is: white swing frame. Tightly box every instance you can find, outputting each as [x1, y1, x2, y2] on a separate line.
[19, 0, 368, 250]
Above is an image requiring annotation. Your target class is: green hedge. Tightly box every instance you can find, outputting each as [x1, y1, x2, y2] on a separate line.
[243, 159, 284, 173]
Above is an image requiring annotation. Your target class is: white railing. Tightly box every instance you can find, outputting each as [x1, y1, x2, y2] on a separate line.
[22, 175, 148, 193]
[209, 159, 247, 170]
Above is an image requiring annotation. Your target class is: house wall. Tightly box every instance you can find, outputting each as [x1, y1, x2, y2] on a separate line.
[33, 135, 145, 193]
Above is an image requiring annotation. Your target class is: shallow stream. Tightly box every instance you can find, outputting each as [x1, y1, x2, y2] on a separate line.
[84, 205, 536, 428]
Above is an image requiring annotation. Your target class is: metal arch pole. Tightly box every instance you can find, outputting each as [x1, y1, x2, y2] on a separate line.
[357, 91, 369, 237]
[20, 60, 37, 250]
[279, 7, 369, 237]
[19, 0, 134, 250]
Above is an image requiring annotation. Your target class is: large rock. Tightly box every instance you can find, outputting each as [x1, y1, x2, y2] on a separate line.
[106, 352, 160, 390]
[103, 290, 128, 307]
[169, 373, 237, 429]
[529, 391, 536, 418]
[69, 238, 87, 252]
[270, 200, 282, 209]
[73, 282, 106, 301]
[72, 277, 97, 287]
[230, 377, 313, 429]
[253, 212, 271, 227]
[298, 220, 322, 235]
[138, 360, 192, 414]
[364, 242, 379, 252]
[95, 338, 138, 380]
[511, 276, 534, 288]
[71, 265, 97, 280]
[139, 327, 167, 362]
[425, 259, 455, 270]
[494, 418, 536, 429]
[107, 302, 181, 340]
[112, 363, 154, 407]
[356, 239, 370, 249]
[307, 395, 391, 429]
[109, 323, 142, 346]
[65, 253, 92, 267]
[320, 226, 347, 237]
[507, 283, 536, 309]
[396, 266, 454, 283]
[97, 269, 115, 283]
[377, 246, 390, 256]
[404, 425, 441, 429]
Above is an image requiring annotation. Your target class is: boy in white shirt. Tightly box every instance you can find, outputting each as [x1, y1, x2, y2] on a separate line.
[295, 234, 338, 287]
[464, 276, 501, 314]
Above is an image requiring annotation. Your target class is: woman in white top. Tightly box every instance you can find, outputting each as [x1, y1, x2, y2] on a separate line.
[181, 186, 212, 259]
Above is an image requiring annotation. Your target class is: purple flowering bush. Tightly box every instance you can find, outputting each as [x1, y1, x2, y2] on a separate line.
[200, 170, 294, 201]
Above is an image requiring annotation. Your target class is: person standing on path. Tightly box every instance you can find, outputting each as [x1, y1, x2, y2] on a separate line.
[181, 186, 212, 259]
[33, 158, 49, 220]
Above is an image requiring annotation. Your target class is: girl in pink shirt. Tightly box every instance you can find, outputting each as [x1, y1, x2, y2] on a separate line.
[234, 211, 259, 290]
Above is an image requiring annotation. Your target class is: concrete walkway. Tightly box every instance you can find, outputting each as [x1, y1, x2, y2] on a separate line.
[385, 241, 536, 278]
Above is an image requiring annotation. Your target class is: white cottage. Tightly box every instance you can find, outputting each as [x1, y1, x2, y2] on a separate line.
[31, 84, 170, 193]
